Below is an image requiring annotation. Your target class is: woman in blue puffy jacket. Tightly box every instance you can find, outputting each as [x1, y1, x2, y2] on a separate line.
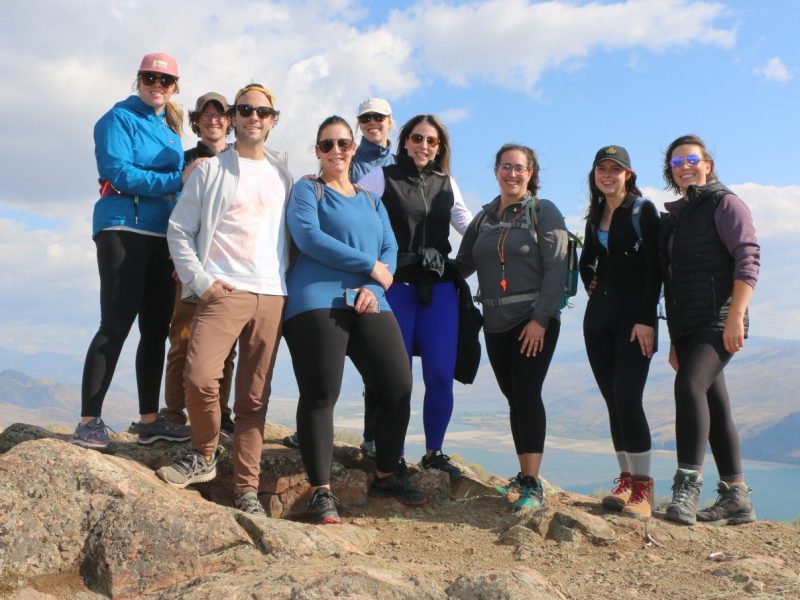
[72, 53, 200, 450]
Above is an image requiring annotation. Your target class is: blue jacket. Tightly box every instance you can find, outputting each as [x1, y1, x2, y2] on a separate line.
[92, 95, 184, 238]
[352, 138, 394, 183]
[285, 179, 398, 321]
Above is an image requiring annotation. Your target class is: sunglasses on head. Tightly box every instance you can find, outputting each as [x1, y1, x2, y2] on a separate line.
[670, 154, 703, 169]
[358, 113, 388, 124]
[139, 72, 177, 87]
[408, 133, 440, 147]
[317, 138, 354, 153]
[234, 104, 278, 119]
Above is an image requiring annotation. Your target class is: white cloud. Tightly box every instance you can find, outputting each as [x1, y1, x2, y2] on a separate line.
[754, 57, 794, 83]
[438, 108, 471, 123]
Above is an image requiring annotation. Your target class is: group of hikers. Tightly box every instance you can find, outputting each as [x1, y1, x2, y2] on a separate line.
[71, 52, 760, 527]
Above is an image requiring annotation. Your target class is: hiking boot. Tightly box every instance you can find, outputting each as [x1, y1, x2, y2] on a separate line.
[664, 468, 703, 525]
[494, 472, 522, 496]
[220, 414, 235, 435]
[369, 473, 427, 506]
[283, 431, 300, 449]
[513, 476, 545, 512]
[697, 482, 757, 525]
[360, 439, 376, 459]
[621, 475, 654, 519]
[308, 488, 341, 524]
[234, 491, 266, 517]
[156, 448, 219, 488]
[602, 472, 633, 511]
[420, 450, 464, 480]
[70, 417, 112, 449]
[396, 457, 408, 479]
[136, 414, 191, 446]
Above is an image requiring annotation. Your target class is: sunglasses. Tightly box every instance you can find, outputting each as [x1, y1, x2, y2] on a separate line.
[408, 133, 440, 147]
[139, 72, 177, 87]
[497, 163, 529, 174]
[358, 113, 388, 124]
[670, 154, 704, 169]
[317, 138, 354, 153]
[234, 104, 278, 119]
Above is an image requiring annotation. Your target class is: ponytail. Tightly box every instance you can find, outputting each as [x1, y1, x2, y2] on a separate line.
[164, 101, 184, 136]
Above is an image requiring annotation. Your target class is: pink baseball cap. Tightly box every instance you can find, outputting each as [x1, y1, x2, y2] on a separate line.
[138, 52, 179, 78]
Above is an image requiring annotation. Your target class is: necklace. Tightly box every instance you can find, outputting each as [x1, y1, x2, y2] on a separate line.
[496, 200, 529, 292]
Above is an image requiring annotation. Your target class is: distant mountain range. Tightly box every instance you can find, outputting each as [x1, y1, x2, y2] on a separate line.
[2, 335, 799, 464]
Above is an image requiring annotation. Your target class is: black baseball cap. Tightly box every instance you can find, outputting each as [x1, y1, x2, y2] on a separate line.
[593, 145, 631, 169]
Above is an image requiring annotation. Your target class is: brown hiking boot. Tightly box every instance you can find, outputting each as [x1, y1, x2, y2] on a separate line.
[621, 475, 654, 519]
[602, 472, 632, 511]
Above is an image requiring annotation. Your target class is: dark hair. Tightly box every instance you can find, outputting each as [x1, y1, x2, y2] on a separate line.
[585, 162, 642, 223]
[188, 101, 232, 137]
[316, 115, 355, 180]
[494, 143, 540, 196]
[397, 114, 451, 175]
[662, 134, 718, 195]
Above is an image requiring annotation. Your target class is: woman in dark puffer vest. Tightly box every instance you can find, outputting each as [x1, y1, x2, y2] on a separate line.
[660, 134, 760, 526]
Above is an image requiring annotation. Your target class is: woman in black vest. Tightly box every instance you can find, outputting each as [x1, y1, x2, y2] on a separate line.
[661, 134, 760, 525]
[580, 145, 660, 519]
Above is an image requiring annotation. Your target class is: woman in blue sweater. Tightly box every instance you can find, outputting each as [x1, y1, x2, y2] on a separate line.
[284, 116, 426, 524]
[72, 53, 199, 450]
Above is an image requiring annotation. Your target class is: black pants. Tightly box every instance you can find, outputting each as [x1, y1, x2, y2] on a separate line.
[81, 231, 175, 417]
[583, 290, 653, 453]
[284, 309, 412, 485]
[484, 319, 560, 454]
[673, 328, 741, 477]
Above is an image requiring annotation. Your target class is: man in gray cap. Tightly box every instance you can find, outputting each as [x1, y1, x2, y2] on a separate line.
[162, 92, 236, 433]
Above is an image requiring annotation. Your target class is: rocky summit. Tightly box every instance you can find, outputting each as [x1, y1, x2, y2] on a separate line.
[0, 423, 798, 599]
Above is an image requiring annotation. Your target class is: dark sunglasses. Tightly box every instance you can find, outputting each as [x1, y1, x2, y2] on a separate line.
[358, 113, 388, 124]
[670, 154, 703, 169]
[317, 138, 354, 153]
[234, 104, 278, 119]
[408, 133, 440, 147]
[139, 72, 177, 87]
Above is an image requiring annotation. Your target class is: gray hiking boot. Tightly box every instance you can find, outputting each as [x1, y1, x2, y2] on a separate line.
[70, 417, 112, 449]
[664, 468, 703, 525]
[234, 491, 267, 517]
[137, 414, 191, 446]
[697, 481, 757, 525]
[156, 449, 219, 488]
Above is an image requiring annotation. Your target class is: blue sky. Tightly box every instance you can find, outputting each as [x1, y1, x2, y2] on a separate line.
[0, 0, 798, 363]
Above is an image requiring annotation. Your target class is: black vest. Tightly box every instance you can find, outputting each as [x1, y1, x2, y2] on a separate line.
[662, 182, 745, 340]
[382, 154, 455, 282]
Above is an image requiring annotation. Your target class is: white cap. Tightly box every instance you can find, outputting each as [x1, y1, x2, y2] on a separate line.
[357, 97, 392, 117]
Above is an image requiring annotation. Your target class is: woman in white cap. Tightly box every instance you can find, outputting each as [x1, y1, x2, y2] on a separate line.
[351, 97, 395, 183]
[72, 52, 200, 450]
[579, 145, 660, 519]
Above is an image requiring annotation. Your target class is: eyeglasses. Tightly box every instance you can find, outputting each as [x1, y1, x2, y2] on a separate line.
[139, 72, 177, 87]
[408, 133, 440, 147]
[669, 154, 703, 169]
[234, 104, 278, 119]
[317, 138, 354, 153]
[497, 163, 529, 174]
[358, 113, 388, 124]
[200, 112, 228, 122]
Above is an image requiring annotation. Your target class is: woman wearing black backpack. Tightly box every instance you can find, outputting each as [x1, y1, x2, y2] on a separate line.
[579, 145, 661, 519]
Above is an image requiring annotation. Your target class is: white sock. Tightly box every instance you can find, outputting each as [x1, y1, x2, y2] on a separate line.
[616, 451, 630, 474]
[628, 451, 651, 478]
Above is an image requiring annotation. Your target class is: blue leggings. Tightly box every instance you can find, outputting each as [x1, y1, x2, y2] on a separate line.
[387, 281, 458, 451]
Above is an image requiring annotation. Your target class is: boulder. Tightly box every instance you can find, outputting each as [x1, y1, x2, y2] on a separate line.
[447, 568, 566, 600]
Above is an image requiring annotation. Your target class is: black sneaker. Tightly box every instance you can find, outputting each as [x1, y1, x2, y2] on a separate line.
[308, 488, 340, 524]
[137, 414, 191, 446]
[664, 468, 703, 525]
[221, 414, 235, 435]
[420, 450, 464, 480]
[369, 473, 427, 506]
[283, 431, 300, 449]
[697, 481, 756, 525]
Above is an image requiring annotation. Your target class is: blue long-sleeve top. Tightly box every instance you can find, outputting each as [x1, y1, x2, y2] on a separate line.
[284, 179, 398, 321]
[92, 95, 184, 238]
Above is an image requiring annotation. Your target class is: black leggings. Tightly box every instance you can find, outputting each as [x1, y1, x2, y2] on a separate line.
[583, 290, 652, 453]
[484, 319, 560, 454]
[284, 309, 412, 485]
[673, 328, 741, 477]
[81, 231, 174, 417]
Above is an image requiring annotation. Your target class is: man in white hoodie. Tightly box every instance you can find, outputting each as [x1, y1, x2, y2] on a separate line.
[157, 83, 292, 517]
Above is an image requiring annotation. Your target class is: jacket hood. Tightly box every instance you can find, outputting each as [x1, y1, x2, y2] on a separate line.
[115, 94, 164, 118]
[356, 138, 392, 160]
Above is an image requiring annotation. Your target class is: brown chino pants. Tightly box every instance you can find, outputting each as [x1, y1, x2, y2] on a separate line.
[162, 283, 235, 424]
[184, 290, 285, 494]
